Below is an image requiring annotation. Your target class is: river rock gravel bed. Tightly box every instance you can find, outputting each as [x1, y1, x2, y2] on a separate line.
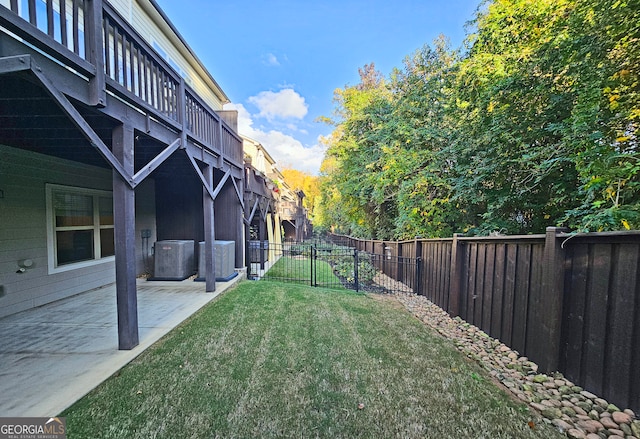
[388, 291, 639, 439]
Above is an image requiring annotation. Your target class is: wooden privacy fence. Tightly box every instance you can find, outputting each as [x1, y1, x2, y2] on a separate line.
[329, 229, 640, 414]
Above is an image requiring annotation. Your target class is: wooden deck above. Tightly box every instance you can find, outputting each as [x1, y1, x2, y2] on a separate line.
[0, 0, 242, 177]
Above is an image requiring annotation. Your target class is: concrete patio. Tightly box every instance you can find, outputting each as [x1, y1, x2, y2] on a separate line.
[0, 274, 243, 417]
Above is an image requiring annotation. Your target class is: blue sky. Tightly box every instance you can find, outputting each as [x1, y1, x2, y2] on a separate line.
[155, 0, 481, 174]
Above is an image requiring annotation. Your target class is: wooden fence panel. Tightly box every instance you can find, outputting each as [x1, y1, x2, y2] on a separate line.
[482, 243, 495, 334]
[561, 242, 589, 383]
[512, 244, 532, 355]
[584, 244, 612, 395]
[491, 243, 506, 340]
[422, 240, 451, 310]
[501, 244, 518, 346]
[464, 242, 478, 322]
[525, 242, 545, 363]
[604, 244, 638, 409]
[560, 237, 640, 414]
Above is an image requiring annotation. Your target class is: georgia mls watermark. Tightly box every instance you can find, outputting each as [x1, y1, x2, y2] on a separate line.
[0, 417, 66, 439]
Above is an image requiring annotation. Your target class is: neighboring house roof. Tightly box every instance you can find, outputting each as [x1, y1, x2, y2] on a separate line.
[241, 135, 278, 167]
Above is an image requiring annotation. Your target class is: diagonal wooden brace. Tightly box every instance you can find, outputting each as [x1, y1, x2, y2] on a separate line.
[18, 56, 134, 187]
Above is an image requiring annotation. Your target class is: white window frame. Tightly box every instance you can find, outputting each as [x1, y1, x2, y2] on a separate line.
[45, 183, 115, 274]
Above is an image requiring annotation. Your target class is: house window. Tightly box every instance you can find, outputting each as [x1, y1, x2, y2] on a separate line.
[46, 184, 114, 271]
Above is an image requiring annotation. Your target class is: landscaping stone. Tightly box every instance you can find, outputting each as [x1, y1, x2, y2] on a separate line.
[567, 428, 586, 439]
[576, 419, 603, 433]
[601, 416, 619, 429]
[609, 404, 622, 413]
[543, 408, 564, 420]
[389, 291, 639, 439]
[613, 411, 632, 425]
[552, 418, 574, 432]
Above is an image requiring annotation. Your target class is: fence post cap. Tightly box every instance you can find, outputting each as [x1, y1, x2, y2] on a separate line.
[545, 226, 570, 233]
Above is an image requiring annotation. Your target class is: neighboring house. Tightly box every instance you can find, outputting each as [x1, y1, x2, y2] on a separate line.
[0, 0, 244, 349]
[241, 136, 278, 271]
[274, 174, 311, 242]
[241, 135, 311, 248]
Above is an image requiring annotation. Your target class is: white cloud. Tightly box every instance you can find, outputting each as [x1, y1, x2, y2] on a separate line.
[262, 53, 280, 66]
[224, 102, 325, 175]
[248, 89, 308, 121]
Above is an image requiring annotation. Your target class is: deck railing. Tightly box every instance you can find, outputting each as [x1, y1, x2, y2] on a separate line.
[0, 0, 243, 165]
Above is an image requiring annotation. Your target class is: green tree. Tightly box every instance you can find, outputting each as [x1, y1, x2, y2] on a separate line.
[320, 63, 396, 238]
[388, 37, 463, 238]
[318, 0, 640, 238]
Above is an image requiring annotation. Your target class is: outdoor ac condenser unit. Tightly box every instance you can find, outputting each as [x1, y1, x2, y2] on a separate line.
[152, 240, 195, 280]
[196, 241, 237, 282]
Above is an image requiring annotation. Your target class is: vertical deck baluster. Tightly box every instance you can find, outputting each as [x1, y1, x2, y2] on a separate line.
[170, 77, 175, 119]
[167, 76, 172, 118]
[59, 0, 67, 47]
[147, 59, 153, 107]
[136, 48, 142, 99]
[206, 108, 210, 142]
[142, 55, 149, 103]
[72, 0, 79, 55]
[173, 79, 178, 120]
[46, 0, 54, 37]
[189, 98, 195, 134]
[160, 70, 166, 114]
[113, 27, 120, 83]
[10, 0, 18, 12]
[190, 97, 195, 132]
[194, 102, 199, 137]
[190, 98, 195, 133]
[157, 67, 162, 112]
[198, 103, 203, 140]
[157, 69, 163, 113]
[130, 41, 136, 94]
[122, 34, 128, 89]
[152, 63, 158, 109]
[103, 18, 111, 77]
[28, 0, 36, 25]
[82, 0, 90, 60]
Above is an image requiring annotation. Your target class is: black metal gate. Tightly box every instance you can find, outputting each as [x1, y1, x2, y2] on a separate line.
[250, 241, 420, 294]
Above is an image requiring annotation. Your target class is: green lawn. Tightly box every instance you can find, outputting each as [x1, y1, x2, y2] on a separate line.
[62, 281, 563, 439]
[262, 255, 344, 288]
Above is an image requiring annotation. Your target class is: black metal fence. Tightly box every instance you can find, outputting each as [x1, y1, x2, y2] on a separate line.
[252, 241, 419, 294]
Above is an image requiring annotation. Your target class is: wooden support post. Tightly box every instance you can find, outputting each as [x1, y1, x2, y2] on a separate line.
[236, 180, 244, 268]
[244, 220, 252, 277]
[112, 122, 138, 350]
[203, 164, 216, 292]
[448, 233, 465, 317]
[86, 0, 105, 107]
[533, 226, 568, 373]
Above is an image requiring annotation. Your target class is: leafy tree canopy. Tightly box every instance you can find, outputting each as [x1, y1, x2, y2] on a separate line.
[318, 0, 640, 238]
